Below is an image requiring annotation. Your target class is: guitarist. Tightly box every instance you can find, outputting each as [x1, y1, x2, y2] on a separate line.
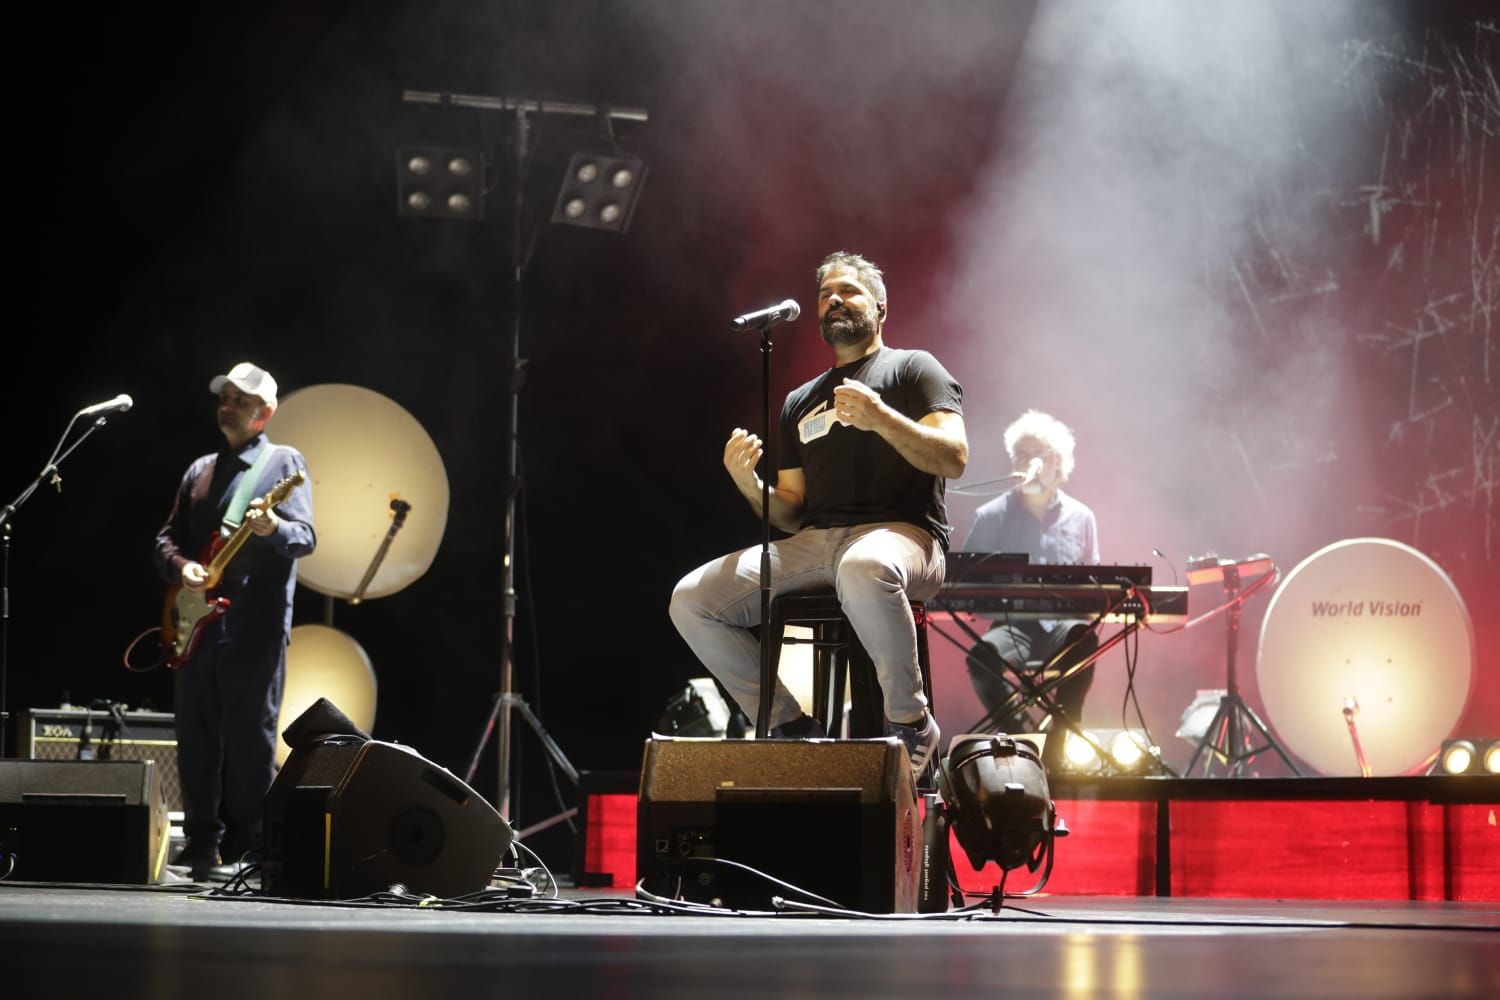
[153, 361, 316, 881]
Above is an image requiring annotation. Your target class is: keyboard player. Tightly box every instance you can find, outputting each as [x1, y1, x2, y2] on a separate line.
[961, 409, 1100, 772]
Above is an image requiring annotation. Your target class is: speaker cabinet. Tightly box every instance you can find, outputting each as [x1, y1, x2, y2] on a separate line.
[0, 759, 169, 884]
[18, 708, 181, 813]
[638, 737, 919, 913]
[263, 738, 513, 899]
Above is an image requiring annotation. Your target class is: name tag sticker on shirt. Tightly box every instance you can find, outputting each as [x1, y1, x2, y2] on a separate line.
[798, 402, 853, 444]
[799, 408, 834, 443]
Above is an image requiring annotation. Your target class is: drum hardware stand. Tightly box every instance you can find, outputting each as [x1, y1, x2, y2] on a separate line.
[1184, 560, 1301, 777]
[403, 89, 647, 824]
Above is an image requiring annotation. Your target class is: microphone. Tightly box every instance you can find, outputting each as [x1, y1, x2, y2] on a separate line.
[730, 299, 801, 332]
[78, 394, 133, 418]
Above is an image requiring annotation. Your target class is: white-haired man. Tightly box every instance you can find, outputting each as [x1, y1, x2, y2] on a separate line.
[961, 409, 1099, 772]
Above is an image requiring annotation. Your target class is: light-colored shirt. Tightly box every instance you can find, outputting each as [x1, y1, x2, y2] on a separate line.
[962, 488, 1100, 565]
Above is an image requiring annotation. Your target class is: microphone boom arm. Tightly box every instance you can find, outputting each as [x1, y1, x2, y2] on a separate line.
[348, 500, 413, 606]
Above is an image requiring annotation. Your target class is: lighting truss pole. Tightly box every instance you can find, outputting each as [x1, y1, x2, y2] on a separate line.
[401, 90, 647, 826]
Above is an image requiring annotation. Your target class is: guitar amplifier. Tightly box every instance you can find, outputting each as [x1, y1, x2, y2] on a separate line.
[17, 708, 182, 813]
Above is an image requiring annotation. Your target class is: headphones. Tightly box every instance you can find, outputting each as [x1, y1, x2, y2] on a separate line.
[876, 302, 887, 317]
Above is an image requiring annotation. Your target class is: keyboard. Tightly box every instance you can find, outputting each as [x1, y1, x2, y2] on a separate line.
[936, 552, 1188, 622]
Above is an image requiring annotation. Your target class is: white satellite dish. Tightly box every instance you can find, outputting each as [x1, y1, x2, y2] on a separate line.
[268, 384, 449, 600]
[1256, 538, 1474, 776]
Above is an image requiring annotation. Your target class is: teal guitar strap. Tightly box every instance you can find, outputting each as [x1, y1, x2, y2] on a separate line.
[220, 443, 281, 538]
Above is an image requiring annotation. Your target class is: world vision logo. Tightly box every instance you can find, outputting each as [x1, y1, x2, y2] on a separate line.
[1309, 599, 1424, 618]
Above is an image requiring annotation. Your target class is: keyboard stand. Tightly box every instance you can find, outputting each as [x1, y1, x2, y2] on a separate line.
[927, 592, 1151, 775]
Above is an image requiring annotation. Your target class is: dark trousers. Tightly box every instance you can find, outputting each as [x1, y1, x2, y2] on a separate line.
[174, 629, 286, 863]
[965, 620, 1097, 773]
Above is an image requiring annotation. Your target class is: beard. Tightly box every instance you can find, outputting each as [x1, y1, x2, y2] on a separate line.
[820, 304, 877, 347]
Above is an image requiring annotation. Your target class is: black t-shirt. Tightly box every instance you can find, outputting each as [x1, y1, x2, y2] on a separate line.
[778, 346, 963, 549]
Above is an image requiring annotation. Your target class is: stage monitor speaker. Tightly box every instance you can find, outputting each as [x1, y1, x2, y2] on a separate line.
[263, 738, 513, 900]
[0, 759, 169, 884]
[638, 737, 919, 913]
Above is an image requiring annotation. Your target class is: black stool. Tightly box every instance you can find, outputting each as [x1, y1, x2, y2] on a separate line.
[756, 591, 933, 740]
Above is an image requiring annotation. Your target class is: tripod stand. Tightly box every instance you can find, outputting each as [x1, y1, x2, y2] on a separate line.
[402, 89, 647, 829]
[1184, 560, 1300, 778]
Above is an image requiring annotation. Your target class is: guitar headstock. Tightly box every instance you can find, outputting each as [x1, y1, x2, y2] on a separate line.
[264, 469, 306, 507]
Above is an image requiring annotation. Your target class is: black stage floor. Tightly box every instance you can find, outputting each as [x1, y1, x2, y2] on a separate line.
[2, 881, 1495, 999]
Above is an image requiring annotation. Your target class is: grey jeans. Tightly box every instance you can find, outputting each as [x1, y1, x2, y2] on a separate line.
[668, 521, 945, 729]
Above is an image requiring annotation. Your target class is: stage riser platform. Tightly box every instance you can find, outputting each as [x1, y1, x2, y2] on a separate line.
[577, 774, 1500, 901]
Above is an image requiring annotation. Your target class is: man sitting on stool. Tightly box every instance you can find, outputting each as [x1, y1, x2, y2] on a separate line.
[669, 251, 967, 781]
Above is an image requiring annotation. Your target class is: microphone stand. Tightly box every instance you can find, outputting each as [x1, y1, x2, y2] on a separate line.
[346, 499, 411, 606]
[1, 411, 120, 755]
[753, 325, 778, 738]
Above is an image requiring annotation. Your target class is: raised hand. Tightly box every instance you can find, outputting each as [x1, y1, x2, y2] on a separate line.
[723, 427, 765, 492]
[833, 378, 888, 431]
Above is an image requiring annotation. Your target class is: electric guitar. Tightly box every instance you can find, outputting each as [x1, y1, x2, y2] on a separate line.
[159, 469, 305, 669]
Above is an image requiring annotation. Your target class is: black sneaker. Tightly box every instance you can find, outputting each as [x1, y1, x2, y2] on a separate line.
[884, 712, 941, 785]
[769, 714, 828, 739]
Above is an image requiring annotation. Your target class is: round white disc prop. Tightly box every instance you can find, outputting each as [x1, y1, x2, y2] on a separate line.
[276, 624, 379, 766]
[1256, 537, 1474, 776]
[268, 384, 448, 600]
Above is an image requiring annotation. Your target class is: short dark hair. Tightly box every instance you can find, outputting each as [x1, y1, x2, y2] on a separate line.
[816, 251, 887, 305]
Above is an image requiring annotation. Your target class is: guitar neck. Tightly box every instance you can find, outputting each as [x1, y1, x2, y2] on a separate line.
[199, 468, 303, 591]
[204, 522, 255, 589]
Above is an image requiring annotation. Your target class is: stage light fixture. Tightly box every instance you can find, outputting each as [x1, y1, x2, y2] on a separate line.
[1442, 740, 1474, 774]
[1052, 727, 1162, 777]
[1436, 738, 1500, 776]
[937, 734, 1066, 892]
[1064, 730, 1102, 773]
[549, 152, 648, 233]
[395, 145, 485, 221]
[1109, 730, 1148, 771]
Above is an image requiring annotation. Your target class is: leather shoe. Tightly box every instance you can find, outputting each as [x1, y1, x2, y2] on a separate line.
[204, 861, 249, 883]
[168, 849, 221, 882]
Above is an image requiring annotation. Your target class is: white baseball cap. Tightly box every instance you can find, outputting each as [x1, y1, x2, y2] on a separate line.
[209, 362, 278, 408]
